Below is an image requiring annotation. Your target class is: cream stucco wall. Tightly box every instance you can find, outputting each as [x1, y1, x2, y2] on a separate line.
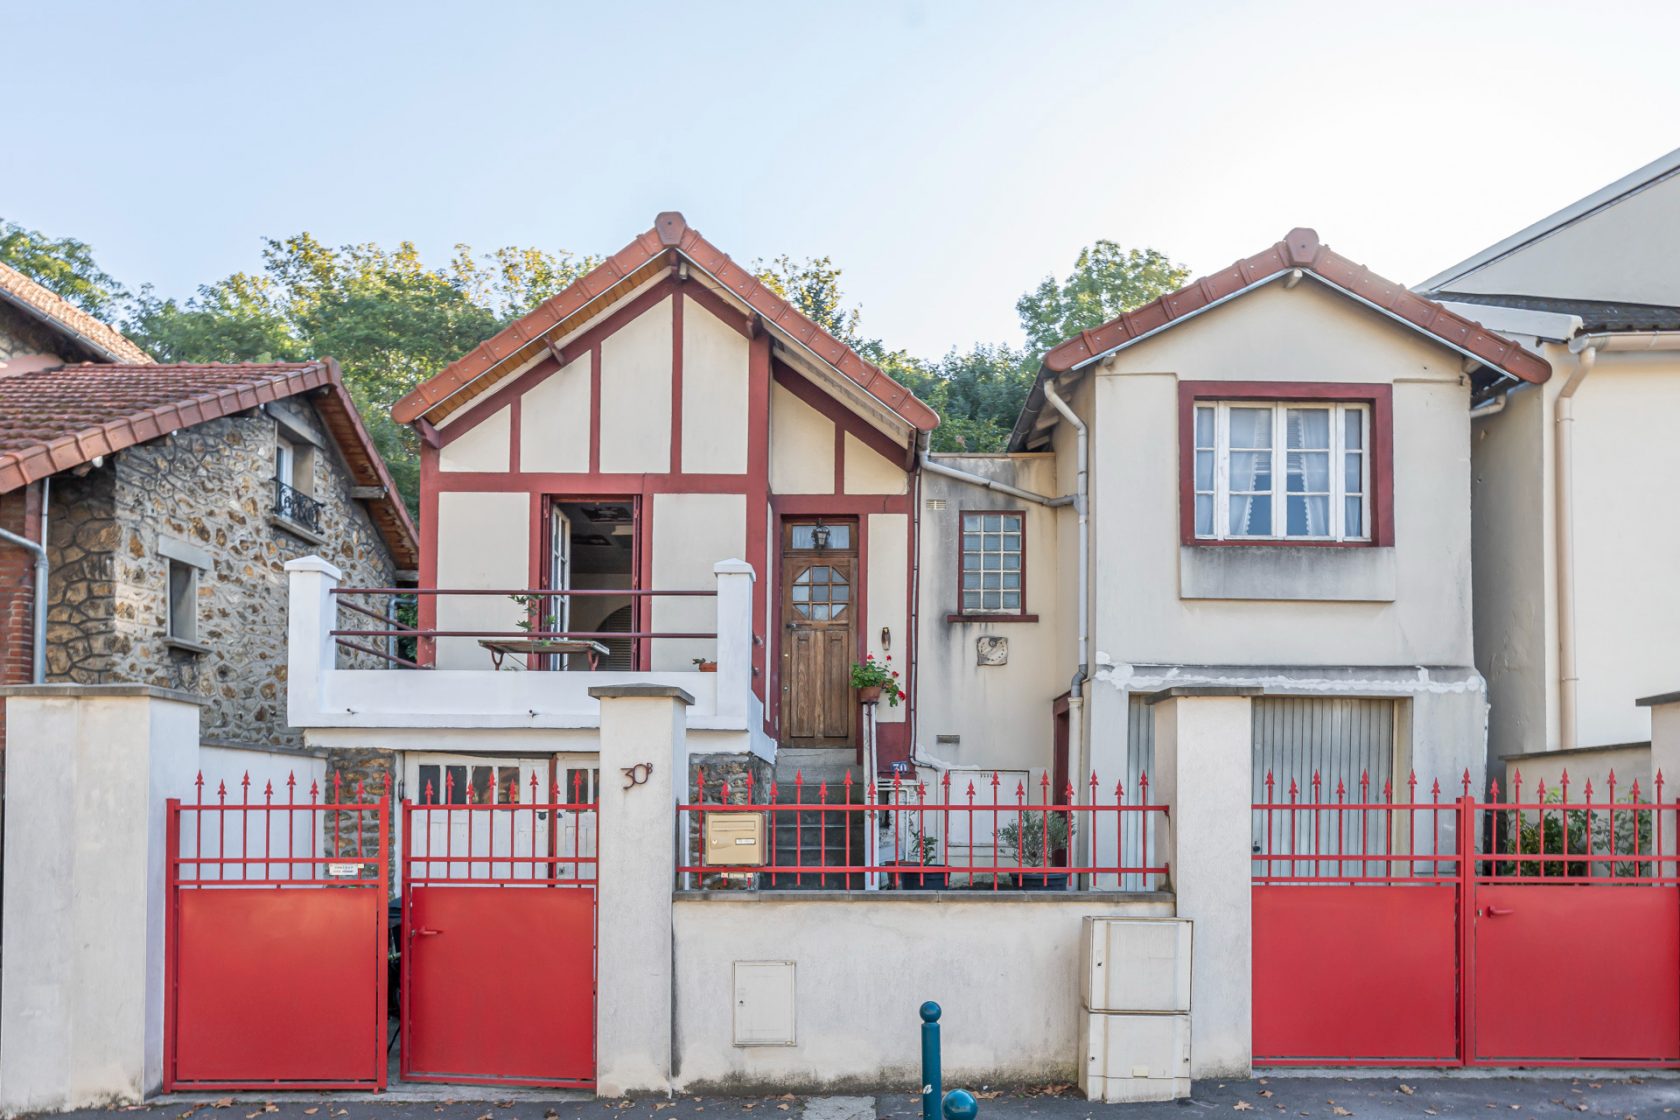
[1438, 171, 1680, 304]
[1089, 281, 1475, 669]
[434, 491, 530, 669]
[844, 433, 905, 495]
[439, 405, 511, 473]
[769, 382, 834, 494]
[671, 893, 1172, 1091]
[865, 513, 908, 727]
[651, 493, 746, 670]
[520, 353, 592, 473]
[600, 297, 673, 474]
[681, 296, 749, 475]
[915, 456, 1069, 769]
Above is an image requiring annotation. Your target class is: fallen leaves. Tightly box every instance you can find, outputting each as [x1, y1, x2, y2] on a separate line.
[1398, 1085, 1415, 1096]
[1232, 1102, 1254, 1112]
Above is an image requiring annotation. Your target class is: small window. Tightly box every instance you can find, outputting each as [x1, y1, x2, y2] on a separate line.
[1192, 401, 1370, 542]
[275, 436, 296, 487]
[789, 523, 851, 551]
[959, 511, 1025, 614]
[167, 559, 198, 644]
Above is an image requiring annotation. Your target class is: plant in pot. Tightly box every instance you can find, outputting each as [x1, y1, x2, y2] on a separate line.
[849, 653, 905, 707]
[691, 657, 718, 673]
[885, 824, 945, 890]
[998, 810, 1073, 890]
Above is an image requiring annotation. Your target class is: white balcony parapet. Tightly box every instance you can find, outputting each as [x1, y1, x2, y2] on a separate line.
[284, 556, 757, 740]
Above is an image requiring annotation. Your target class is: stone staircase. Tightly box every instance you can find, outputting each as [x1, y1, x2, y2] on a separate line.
[767, 748, 865, 889]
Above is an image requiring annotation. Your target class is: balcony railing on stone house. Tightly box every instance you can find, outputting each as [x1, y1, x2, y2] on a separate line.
[274, 477, 324, 534]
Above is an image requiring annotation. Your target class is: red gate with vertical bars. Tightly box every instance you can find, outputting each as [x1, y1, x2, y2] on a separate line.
[165, 772, 388, 1092]
[400, 770, 597, 1089]
[1253, 769, 1680, 1068]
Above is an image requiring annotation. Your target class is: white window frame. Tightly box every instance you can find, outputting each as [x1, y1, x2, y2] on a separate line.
[166, 559, 199, 644]
[1192, 401, 1371, 543]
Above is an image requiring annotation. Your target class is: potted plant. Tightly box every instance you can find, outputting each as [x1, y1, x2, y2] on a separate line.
[885, 825, 946, 890]
[998, 811, 1072, 890]
[850, 652, 905, 707]
[692, 657, 718, 673]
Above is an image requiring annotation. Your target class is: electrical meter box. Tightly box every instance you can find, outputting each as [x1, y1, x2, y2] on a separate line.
[704, 812, 766, 866]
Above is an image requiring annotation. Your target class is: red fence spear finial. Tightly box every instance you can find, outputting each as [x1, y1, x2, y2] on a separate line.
[744, 771, 756, 802]
[1139, 772, 1150, 802]
[1462, 769, 1473, 798]
[1631, 778, 1644, 804]
[241, 771, 251, 803]
[263, 779, 274, 804]
[1089, 771, 1099, 803]
[1312, 771, 1323, 800]
[1429, 777, 1440, 804]
[308, 778, 319, 804]
[1288, 777, 1299, 803]
[695, 767, 707, 801]
[194, 770, 205, 804]
[1265, 770, 1275, 800]
[529, 771, 539, 803]
[1040, 771, 1051, 803]
[1489, 777, 1501, 802]
[1609, 769, 1619, 801]
[423, 779, 434, 805]
[217, 779, 227, 805]
[1584, 778, 1595, 803]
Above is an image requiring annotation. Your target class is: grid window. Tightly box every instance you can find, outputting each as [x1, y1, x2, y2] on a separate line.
[960, 512, 1024, 613]
[1192, 401, 1370, 542]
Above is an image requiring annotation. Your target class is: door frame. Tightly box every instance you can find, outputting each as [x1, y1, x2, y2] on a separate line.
[775, 515, 862, 749]
[539, 495, 641, 670]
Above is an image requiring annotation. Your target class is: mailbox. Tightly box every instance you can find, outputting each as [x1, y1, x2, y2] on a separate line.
[704, 813, 766, 866]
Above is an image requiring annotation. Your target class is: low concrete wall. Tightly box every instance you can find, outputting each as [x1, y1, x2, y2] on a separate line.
[671, 892, 1174, 1091]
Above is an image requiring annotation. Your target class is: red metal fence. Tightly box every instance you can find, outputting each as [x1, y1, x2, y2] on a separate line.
[400, 771, 598, 1088]
[165, 772, 388, 1092]
[679, 769, 1168, 891]
[1253, 768, 1680, 1068]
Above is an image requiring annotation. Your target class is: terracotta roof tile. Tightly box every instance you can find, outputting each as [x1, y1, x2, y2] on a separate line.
[392, 213, 940, 433]
[0, 261, 152, 365]
[0, 360, 417, 569]
[1011, 229, 1553, 451]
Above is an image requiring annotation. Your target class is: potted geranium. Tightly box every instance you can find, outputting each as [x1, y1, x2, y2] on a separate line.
[850, 653, 905, 707]
[999, 811, 1072, 890]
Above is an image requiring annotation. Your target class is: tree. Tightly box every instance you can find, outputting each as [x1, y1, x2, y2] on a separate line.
[1016, 241, 1189, 355]
[0, 219, 129, 320]
[125, 235, 599, 514]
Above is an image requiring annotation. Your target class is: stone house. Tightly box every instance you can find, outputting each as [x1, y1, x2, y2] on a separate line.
[0, 270, 419, 752]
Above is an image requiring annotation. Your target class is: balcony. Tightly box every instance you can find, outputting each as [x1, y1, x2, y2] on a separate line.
[283, 556, 762, 753]
[273, 477, 325, 534]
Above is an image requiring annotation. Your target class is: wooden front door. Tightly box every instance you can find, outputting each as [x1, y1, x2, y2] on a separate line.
[780, 520, 856, 746]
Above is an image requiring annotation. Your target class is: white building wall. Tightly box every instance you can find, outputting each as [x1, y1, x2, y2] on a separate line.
[769, 383, 834, 494]
[599, 297, 673, 474]
[651, 493, 747, 671]
[520, 353, 593, 473]
[681, 296, 749, 475]
[439, 405, 511, 473]
[433, 490, 530, 669]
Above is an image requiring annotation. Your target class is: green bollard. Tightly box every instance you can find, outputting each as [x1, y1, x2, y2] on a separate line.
[942, 1090, 979, 1120]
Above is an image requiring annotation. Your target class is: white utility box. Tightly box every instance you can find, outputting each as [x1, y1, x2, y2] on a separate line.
[1080, 916, 1192, 1012]
[1078, 1010, 1191, 1103]
[1077, 917, 1193, 1102]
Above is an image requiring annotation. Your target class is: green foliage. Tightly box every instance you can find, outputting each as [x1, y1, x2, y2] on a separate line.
[1016, 241, 1190, 355]
[1500, 791, 1654, 879]
[0, 218, 130, 320]
[998, 810, 1072, 867]
[849, 652, 904, 707]
[754, 254, 863, 346]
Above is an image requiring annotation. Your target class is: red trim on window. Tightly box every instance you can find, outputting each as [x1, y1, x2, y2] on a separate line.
[1176, 381, 1394, 548]
[952, 507, 1029, 620]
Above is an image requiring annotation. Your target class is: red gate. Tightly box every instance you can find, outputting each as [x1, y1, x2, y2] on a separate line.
[1253, 770, 1680, 1068]
[401, 770, 597, 1088]
[165, 772, 388, 1092]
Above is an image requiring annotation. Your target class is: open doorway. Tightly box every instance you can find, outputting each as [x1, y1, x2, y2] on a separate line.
[544, 497, 638, 670]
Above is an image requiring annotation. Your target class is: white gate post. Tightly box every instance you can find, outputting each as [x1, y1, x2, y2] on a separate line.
[0, 684, 202, 1113]
[284, 555, 341, 726]
[590, 683, 692, 1098]
[1149, 686, 1258, 1079]
[1639, 690, 1680, 859]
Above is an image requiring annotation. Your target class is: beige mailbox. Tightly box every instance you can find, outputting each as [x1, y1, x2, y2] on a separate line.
[704, 813, 766, 866]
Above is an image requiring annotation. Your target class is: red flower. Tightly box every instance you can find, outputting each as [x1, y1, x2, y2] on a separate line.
[897, 690, 907, 701]
[891, 670, 899, 678]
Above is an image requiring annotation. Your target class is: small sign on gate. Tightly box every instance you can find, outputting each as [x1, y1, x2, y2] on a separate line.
[327, 862, 364, 878]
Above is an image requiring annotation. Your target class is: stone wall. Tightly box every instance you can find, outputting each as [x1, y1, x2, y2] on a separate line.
[43, 396, 397, 747]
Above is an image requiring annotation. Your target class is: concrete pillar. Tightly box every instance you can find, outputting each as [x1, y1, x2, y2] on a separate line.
[284, 555, 342, 726]
[589, 684, 693, 1097]
[712, 559, 755, 727]
[1639, 690, 1680, 857]
[0, 685, 202, 1113]
[1149, 687, 1258, 1078]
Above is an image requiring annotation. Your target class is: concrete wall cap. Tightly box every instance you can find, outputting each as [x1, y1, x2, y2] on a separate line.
[588, 684, 696, 705]
[712, 558, 755, 576]
[283, 555, 344, 578]
[1142, 685, 1265, 705]
[0, 682, 208, 705]
[1637, 690, 1680, 708]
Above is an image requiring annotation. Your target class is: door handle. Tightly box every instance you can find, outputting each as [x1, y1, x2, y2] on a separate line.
[1485, 907, 1514, 917]
[412, 927, 443, 937]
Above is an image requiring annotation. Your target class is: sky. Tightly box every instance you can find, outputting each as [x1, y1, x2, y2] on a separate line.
[7, 0, 1679, 361]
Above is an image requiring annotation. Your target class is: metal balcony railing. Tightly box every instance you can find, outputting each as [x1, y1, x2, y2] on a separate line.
[275, 478, 325, 533]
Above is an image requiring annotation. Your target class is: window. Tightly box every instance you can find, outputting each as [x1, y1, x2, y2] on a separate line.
[272, 432, 323, 533]
[167, 559, 198, 645]
[959, 511, 1025, 614]
[275, 436, 296, 487]
[1191, 401, 1370, 542]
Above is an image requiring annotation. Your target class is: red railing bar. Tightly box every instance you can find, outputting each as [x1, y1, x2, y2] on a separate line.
[330, 628, 717, 640]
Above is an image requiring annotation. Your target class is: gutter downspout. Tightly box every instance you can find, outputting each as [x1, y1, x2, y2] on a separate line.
[1554, 331, 1680, 752]
[916, 450, 1073, 508]
[0, 477, 49, 683]
[1041, 380, 1092, 879]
